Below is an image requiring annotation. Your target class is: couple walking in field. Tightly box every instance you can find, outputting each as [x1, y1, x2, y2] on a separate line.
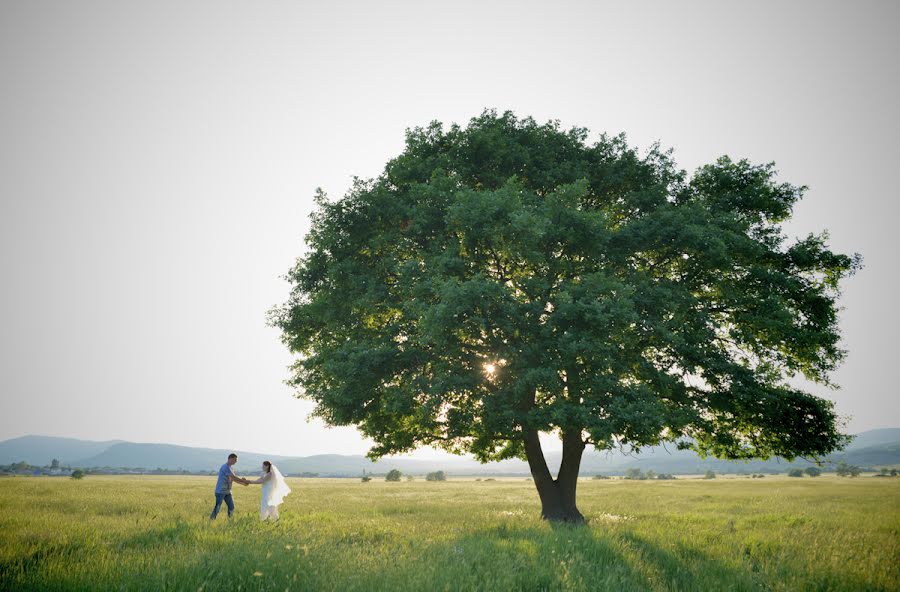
[209, 453, 291, 521]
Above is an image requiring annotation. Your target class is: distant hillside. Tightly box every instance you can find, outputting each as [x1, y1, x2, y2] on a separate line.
[2, 429, 898, 475]
[837, 442, 900, 467]
[0, 435, 123, 465]
[72, 444, 482, 475]
[843, 428, 900, 450]
[73, 442, 296, 472]
[76, 445, 530, 476]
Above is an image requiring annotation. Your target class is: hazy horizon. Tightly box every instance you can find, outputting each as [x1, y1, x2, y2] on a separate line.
[2, 1, 898, 459]
[4, 425, 900, 463]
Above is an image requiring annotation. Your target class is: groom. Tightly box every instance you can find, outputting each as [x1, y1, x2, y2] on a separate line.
[209, 453, 250, 519]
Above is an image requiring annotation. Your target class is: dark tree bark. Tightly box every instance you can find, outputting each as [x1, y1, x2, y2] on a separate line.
[524, 429, 586, 524]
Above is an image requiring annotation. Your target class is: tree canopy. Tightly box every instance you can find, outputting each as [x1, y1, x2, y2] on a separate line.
[270, 110, 860, 521]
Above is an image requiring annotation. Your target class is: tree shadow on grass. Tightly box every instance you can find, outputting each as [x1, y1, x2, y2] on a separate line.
[9, 515, 879, 592]
[613, 530, 763, 592]
[415, 523, 769, 592]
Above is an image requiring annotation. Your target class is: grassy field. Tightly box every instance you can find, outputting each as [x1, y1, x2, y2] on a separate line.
[0, 475, 897, 591]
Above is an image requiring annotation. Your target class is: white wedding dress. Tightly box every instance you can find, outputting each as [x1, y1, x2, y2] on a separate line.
[259, 464, 291, 521]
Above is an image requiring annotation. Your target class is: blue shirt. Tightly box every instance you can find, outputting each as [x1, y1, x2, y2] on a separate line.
[215, 463, 236, 494]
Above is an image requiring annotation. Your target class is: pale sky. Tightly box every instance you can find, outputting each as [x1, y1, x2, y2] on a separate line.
[1, 1, 897, 458]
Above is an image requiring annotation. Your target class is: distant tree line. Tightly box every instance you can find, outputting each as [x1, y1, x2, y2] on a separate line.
[622, 468, 677, 481]
[358, 469, 450, 482]
[835, 461, 861, 477]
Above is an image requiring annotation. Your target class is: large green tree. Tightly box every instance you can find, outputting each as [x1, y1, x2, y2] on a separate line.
[270, 110, 861, 523]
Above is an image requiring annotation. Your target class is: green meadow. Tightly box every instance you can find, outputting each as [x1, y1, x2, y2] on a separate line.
[0, 475, 897, 591]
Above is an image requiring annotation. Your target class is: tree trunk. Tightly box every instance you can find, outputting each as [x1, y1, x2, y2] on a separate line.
[524, 428, 586, 524]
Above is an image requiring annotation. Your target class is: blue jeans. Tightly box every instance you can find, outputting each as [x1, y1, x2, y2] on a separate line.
[210, 492, 235, 519]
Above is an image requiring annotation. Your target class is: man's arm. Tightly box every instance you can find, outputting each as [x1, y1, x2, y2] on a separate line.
[228, 468, 250, 486]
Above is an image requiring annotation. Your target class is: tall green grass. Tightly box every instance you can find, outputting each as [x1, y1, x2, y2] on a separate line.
[0, 475, 897, 590]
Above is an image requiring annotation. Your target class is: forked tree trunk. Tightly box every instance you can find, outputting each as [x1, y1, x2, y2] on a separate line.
[524, 428, 586, 524]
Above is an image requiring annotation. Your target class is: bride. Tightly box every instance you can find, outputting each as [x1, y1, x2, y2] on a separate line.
[246, 461, 291, 521]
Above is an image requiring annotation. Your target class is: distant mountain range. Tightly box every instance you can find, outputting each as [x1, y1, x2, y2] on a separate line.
[1, 429, 898, 476]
